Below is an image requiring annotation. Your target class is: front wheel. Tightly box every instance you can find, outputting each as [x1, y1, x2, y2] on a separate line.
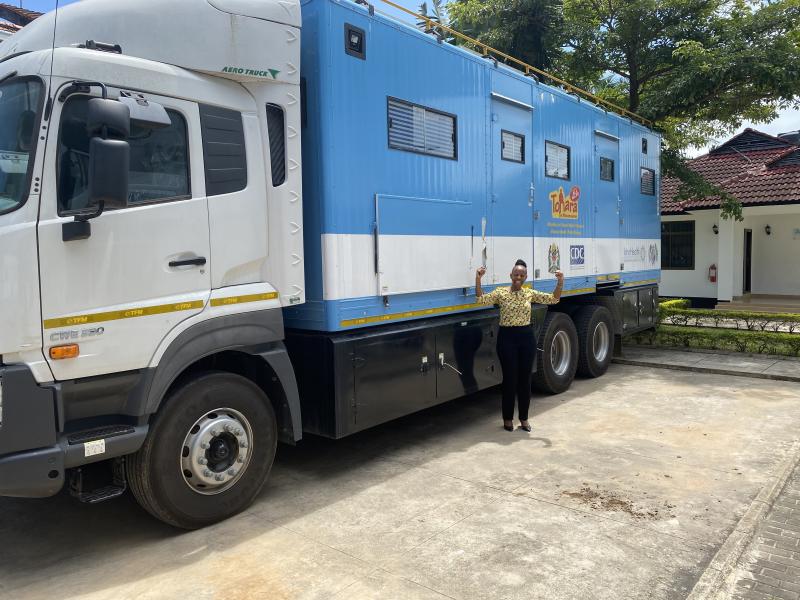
[532, 312, 579, 394]
[127, 372, 278, 529]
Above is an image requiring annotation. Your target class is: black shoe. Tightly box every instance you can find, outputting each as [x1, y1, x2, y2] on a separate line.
[519, 422, 532, 432]
[503, 421, 514, 432]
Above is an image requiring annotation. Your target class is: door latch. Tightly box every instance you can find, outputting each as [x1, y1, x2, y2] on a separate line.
[420, 356, 429, 373]
[438, 353, 463, 375]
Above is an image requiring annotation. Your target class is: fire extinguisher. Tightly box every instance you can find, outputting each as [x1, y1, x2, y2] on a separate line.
[708, 264, 717, 283]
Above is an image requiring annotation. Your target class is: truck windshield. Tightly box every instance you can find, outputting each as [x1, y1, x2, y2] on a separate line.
[0, 79, 42, 214]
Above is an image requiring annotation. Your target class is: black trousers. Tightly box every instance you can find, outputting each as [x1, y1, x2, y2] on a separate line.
[496, 326, 535, 421]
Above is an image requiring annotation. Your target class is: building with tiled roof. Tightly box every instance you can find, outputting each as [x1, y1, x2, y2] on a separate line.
[660, 129, 800, 308]
[0, 3, 42, 42]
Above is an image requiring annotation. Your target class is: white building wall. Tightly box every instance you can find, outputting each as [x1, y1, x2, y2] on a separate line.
[660, 211, 719, 299]
[745, 213, 800, 295]
[660, 205, 800, 300]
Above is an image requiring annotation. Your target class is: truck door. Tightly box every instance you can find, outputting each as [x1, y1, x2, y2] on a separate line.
[594, 130, 621, 277]
[490, 94, 534, 281]
[37, 91, 210, 381]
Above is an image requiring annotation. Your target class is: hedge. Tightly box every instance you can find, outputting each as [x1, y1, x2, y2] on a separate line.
[630, 325, 800, 357]
[658, 300, 800, 333]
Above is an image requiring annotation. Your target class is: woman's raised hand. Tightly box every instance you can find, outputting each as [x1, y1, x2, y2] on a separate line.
[476, 266, 486, 279]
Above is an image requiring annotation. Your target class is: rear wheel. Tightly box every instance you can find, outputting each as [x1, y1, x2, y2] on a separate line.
[128, 372, 277, 529]
[532, 312, 579, 394]
[575, 305, 614, 378]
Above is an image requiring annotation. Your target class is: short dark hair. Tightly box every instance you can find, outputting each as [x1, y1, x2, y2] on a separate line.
[514, 259, 527, 268]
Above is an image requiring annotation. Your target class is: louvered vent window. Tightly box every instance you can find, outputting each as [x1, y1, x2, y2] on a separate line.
[545, 141, 570, 179]
[266, 103, 286, 187]
[600, 157, 615, 181]
[641, 167, 656, 195]
[501, 131, 524, 163]
[388, 97, 456, 159]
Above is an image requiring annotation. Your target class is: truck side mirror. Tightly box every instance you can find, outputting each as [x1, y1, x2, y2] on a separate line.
[63, 98, 131, 241]
[86, 98, 130, 213]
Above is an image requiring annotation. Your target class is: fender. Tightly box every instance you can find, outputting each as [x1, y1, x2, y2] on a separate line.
[137, 309, 302, 442]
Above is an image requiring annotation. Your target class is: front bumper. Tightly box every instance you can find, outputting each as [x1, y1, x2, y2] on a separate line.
[0, 365, 147, 498]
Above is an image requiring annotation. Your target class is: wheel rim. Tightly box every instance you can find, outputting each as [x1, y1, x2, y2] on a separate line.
[550, 330, 571, 377]
[181, 408, 254, 495]
[592, 321, 610, 363]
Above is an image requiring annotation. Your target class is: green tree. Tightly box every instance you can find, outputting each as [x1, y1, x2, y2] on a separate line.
[447, 0, 563, 70]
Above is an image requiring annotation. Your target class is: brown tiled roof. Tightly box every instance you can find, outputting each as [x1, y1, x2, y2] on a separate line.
[0, 3, 42, 24]
[661, 129, 800, 213]
[0, 21, 21, 33]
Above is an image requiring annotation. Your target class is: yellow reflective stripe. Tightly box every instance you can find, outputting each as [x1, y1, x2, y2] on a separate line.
[210, 292, 279, 307]
[597, 274, 621, 282]
[43, 300, 204, 329]
[561, 287, 596, 296]
[341, 302, 485, 328]
[622, 279, 659, 288]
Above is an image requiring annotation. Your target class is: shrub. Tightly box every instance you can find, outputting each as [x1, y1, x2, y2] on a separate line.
[629, 325, 800, 357]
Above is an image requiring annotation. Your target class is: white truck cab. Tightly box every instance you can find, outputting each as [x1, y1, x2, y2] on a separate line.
[0, 0, 306, 527]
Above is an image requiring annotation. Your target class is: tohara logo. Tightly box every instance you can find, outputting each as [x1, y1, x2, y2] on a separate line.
[570, 245, 585, 266]
[549, 186, 580, 220]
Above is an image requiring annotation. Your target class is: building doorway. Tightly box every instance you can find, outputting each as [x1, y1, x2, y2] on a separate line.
[743, 229, 753, 293]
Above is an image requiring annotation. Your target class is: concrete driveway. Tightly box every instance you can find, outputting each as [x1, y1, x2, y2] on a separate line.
[1, 364, 799, 600]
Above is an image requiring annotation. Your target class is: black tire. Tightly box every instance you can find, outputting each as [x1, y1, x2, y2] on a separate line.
[127, 372, 277, 529]
[532, 312, 579, 394]
[575, 305, 614, 378]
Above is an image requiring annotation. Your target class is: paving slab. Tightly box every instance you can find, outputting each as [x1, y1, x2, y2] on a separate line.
[0, 364, 799, 600]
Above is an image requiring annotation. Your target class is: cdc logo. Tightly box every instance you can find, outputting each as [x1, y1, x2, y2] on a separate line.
[570, 245, 585, 266]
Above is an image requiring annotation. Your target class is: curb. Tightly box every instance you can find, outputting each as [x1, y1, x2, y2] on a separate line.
[686, 440, 800, 600]
[611, 358, 800, 384]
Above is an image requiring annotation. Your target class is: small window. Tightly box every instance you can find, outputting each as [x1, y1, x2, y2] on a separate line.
[661, 221, 695, 270]
[642, 138, 648, 154]
[266, 103, 286, 187]
[640, 167, 656, 195]
[57, 96, 190, 214]
[600, 157, 614, 181]
[199, 104, 247, 197]
[501, 130, 524, 163]
[545, 141, 569, 179]
[387, 97, 456, 160]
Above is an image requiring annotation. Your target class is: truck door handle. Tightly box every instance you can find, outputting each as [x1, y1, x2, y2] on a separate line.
[169, 256, 206, 267]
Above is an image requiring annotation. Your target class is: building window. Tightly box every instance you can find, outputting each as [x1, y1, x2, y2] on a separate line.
[501, 130, 524, 163]
[57, 95, 191, 214]
[387, 97, 456, 159]
[642, 138, 648, 154]
[641, 167, 656, 195]
[545, 140, 570, 179]
[661, 221, 695, 270]
[600, 157, 614, 181]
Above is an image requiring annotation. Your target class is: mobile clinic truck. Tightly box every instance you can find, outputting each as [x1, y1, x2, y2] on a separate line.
[0, 0, 661, 528]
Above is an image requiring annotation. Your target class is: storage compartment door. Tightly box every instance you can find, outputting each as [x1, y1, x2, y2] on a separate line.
[375, 194, 479, 296]
[639, 288, 657, 327]
[622, 290, 640, 332]
[435, 316, 501, 402]
[352, 328, 436, 431]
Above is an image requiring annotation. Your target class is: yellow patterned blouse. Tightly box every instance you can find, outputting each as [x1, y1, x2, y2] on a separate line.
[478, 287, 559, 326]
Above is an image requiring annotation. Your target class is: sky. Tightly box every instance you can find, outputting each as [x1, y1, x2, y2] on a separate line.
[14, 0, 799, 152]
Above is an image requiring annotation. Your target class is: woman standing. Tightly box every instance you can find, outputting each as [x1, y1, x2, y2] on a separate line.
[476, 260, 563, 432]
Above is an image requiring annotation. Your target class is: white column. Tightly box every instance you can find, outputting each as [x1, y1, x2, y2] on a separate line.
[717, 215, 735, 302]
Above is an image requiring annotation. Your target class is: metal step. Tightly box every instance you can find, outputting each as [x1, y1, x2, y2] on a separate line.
[68, 457, 127, 504]
[67, 425, 135, 445]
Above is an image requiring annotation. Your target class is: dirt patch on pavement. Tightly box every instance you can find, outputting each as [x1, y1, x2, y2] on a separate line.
[561, 485, 676, 520]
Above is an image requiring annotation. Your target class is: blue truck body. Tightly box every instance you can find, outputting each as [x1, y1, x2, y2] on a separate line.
[286, 0, 661, 333]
